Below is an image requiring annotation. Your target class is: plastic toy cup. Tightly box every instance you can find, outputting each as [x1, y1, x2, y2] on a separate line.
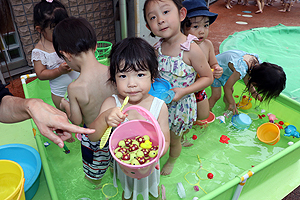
[149, 78, 174, 104]
[231, 113, 252, 129]
[257, 123, 280, 145]
[109, 105, 165, 179]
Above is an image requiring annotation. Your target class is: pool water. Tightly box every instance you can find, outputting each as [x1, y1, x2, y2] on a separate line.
[23, 78, 300, 200]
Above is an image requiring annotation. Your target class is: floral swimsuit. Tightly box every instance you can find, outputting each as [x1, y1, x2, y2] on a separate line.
[154, 34, 198, 136]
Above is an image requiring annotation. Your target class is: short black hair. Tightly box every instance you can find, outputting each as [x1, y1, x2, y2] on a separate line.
[34, 0, 68, 31]
[108, 37, 159, 84]
[143, 0, 183, 38]
[248, 62, 286, 102]
[53, 17, 97, 59]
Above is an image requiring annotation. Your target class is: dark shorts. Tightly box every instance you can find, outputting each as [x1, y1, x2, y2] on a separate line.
[195, 89, 207, 102]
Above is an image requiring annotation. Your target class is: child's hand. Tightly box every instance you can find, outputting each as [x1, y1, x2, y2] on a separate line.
[60, 98, 69, 111]
[106, 107, 127, 127]
[213, 65, 223, 79]
[58, 62, 72, 74]
[252, 92, 263, 102]
[228, 103, 238, 115]
[170, 87, 186, 102]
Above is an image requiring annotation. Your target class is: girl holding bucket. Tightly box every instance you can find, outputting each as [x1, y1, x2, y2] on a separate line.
[143, 0, 213, 175]
[89, 37, 170, 200]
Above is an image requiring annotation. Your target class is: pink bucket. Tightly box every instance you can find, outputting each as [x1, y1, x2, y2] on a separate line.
[109, 105, 165, 179]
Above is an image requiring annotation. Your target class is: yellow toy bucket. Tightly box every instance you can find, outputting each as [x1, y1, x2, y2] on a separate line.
[0, 160, 25, 200]
[257, 123, 280, 145]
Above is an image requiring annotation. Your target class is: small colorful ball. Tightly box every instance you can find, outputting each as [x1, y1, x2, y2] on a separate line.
[207, 173, 214, 179]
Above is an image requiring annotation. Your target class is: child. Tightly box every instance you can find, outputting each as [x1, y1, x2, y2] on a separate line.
[89, 37, 170, 200]
[208, 50, 286, 115]
[53, 17, 116, 187]
[182, 0, 223, 122]
[255, 0, 265, 14]
[32, 0, 80, 109]
[143, 0, 214, 175]
[279, 0, 295, 12]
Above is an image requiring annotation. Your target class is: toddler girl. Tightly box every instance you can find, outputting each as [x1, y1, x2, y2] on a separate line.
[89, 37, 170, 200]
[31, 0, 79, 109]
[182, 0, 223, 122]
[143, 0, 213, 175]
[208, 50, 286, 115]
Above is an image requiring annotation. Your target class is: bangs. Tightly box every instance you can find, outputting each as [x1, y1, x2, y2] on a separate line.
[116, 59, 149, 73]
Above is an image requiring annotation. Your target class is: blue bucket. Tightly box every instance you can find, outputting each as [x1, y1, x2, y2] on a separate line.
[0, 144, 42, 200]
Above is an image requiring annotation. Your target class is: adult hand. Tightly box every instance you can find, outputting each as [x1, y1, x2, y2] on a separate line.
[27, 99, 95, 148]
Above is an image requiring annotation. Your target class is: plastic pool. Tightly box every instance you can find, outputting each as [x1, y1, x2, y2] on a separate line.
[20, 73, 300, 200]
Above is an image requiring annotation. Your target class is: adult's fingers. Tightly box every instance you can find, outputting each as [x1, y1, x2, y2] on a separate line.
[59, 123, 95, 134]
[40, 128, 65, 148]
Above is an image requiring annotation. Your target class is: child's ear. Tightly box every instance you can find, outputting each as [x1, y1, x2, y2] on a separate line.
[60, 51, 72, 62]
[179, 7, 187, 22]
[146, 24, 151, 31]
[35, 26, 42, 33]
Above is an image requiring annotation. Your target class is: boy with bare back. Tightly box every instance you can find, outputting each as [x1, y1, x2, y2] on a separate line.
[53, 17, 116, 188]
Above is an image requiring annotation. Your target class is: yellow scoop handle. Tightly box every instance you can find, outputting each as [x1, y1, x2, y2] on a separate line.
[100, 96, 129, 149]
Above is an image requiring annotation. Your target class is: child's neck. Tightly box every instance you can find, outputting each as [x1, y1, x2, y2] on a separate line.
[163, 31, 185, 44]
[38, 37, 55, 53]
[161, 32, 186, 57]
[73, 50, 99, 73]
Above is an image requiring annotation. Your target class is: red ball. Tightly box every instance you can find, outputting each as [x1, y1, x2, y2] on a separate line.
[192, 135, 197, 140]
[279, 121, 284, 125]
[207, 173, 214, 179]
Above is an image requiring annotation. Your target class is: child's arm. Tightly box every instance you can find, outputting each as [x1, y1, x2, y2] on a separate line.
[223, 71, 240, 114]
[206, 40, 223, 79]
[60, 83, 83, 125]
[157, 103, 170, 157]
[34, 60, 72, 80]
[89, 97, 127, 142]
[172, 44, 213, 102]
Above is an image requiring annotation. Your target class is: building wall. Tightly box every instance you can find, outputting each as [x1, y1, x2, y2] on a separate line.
[9, 0, 115, 66]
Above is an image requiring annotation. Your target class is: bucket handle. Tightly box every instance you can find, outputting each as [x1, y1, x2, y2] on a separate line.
[17, 178, 25, 200]
[122, 105, 165, 158]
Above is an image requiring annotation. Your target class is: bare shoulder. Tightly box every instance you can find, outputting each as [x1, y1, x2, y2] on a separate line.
[189, 42, 205, 58]
[200, 39, 214, 51]
[34, 41, 43, 51]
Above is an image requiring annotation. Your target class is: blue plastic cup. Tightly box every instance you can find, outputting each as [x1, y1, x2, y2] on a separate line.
[160, 90, 175, 104]
[231, 113, 252, 129]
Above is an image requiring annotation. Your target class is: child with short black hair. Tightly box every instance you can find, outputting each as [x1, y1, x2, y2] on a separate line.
[53, 17, 116, 187]
[89, 37, 170, 200]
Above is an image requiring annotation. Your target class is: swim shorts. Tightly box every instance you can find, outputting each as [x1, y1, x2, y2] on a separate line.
[81, 133, 112, 180]
[195, 89, 207, 102]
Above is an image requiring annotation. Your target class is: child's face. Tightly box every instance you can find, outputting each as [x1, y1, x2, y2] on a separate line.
[183, 16, 210, 43]
[115, 67, 152, 103]
[145, 0, 183, 38]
